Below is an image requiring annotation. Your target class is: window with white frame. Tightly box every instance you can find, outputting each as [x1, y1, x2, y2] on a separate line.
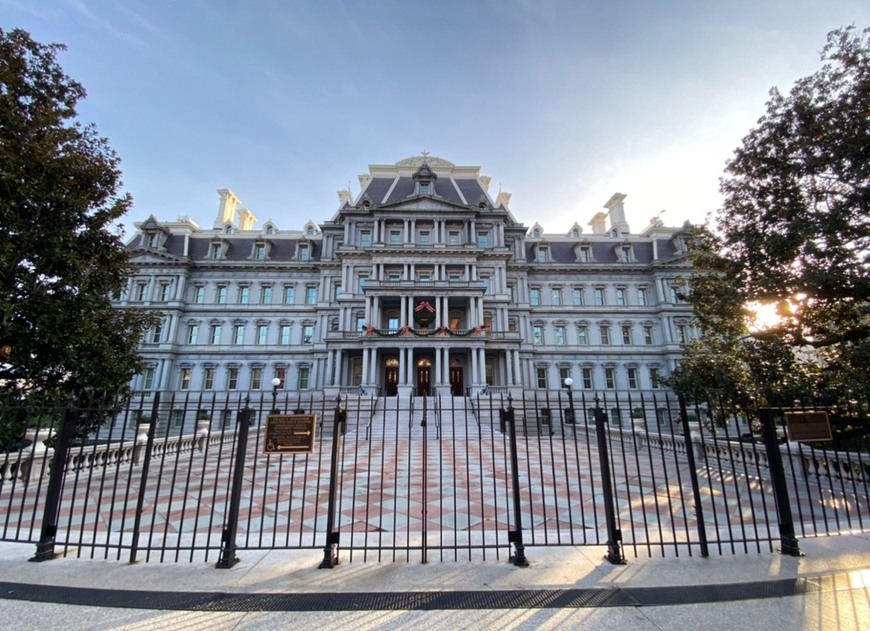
[179, 367, 192, 390]
[627, 367, 638, 389]
[532, 325, 544, 345]
[643, 325, 654, 345]
[204, 367, 215, 390]
[193, 285, 205, 304]
[284, 286, 295, 304]
[389, 230, 401, 245]
[616, 287, 626, 306]
[227, 367, 239, 390]
[650, 367, 661, 389]
[159, 282, 171, 302]
[238, 286, 250, 305]
[210, 324, 222, 345]
[677, 323, 688, 344]
[280, 324, 291, 345]
[477, 231, 489, 248]
[637, 287, 648, 306]
[256, 324, 268, 345]
[306, 286, 317, 304]
[536, 366, 548, 389]
[448, 230, 461, 245]
[187, 323, 199, 345]
[298, 243, 310, 261]
[582, 367, 593, 389]
[622, 325, 632, 345]
[360, 230, 372, 247]
[600, 324, 611, 345]
[233, 324, 244, 345]
[537, 246, 549, 263]
[143, 367, 155, 391]
[530, 287, 541, 306]
[554, 325, 566, 345]
[573, 287, 583, 306]
[594, 287, 605, 306]
[261, 285, 272, 304]
[251, 367, 263, 390]
[135, 282, 147, 302]
[577, 325, 589, 345]
[298, 366, 311, 389]
[578, 246, 591, 262]
[254, 243, 266, 260]
[333, 283, 341, 301]
[216, 286, 227, 304]
[605, 368, 616, 389]
[302, 324, 314, 344]
[552, 287, 562, 305]
[150, 321, 162, 344]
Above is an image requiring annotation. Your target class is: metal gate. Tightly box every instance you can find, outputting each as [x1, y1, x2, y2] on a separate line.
[1, 390, 868, 565]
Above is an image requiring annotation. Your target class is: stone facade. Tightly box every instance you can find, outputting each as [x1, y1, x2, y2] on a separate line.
[118, 155, 695, 409]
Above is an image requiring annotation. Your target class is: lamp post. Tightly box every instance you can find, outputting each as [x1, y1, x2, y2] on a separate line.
[270, 377, 281, 414]
[563, 377, 575, 424]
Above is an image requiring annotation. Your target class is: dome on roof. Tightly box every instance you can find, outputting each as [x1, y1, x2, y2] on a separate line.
[395, 155, 455, 169]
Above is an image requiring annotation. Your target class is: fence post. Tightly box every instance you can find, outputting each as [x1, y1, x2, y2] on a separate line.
[319, 395, 344, 568]
[594, 396, 626, 565]
[506, 394, 529, 567]
[678, 394, 709, 557]
[129, 392, 161, 564]
[29, 400, 78, 562]
[216, 397, 252, 569]
[758, 407, 802, 556]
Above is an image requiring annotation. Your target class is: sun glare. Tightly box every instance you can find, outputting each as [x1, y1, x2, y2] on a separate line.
[747, 302, 783, 332]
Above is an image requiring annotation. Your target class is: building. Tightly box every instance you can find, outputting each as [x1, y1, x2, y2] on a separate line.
[119, 155, 694, 417]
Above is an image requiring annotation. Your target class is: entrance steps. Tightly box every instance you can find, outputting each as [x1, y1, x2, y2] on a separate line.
[347, 396, 485, 440]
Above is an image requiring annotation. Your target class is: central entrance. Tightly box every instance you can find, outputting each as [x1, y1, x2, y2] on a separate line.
[450, 366, 463, 396]
[385, 358, 399, 396]
[416, 358, 431, 396]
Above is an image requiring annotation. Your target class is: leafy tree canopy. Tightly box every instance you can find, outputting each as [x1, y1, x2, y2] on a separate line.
[671, 26, 870, 406]
[0, 28, 157, 414]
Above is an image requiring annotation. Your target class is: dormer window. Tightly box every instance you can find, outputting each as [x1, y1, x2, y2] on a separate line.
[576, 243, 593, 263]
[571, 230, 579, 239]
[619, 245, 633, 262]
[224, 224, 233, 234]
[265, 225, 274, 235]
[146, 233, 158, 248]
[210, 242, 224, 259]
[536, 245, 549, 263]
[532, 229, 541, 238]
[298, 243, 310, 262]
[307, 226, 316, 236]
[419, 183, 430, 195]
[254, 243, 266, 261]
[412, 161, 437, 196]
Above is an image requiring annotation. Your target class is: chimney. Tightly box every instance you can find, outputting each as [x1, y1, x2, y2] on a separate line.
[237, 208, 257, 231]
[604, 193, 630, 234]
[588, 211, 608, 234]
[215, 189, 240, 229]
[495, 191, 511, 209]
[337, 189, 353, 206]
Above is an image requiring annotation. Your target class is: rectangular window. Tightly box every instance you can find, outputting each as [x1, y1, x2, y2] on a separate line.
[600, 325, 611, 345]
[251, 367, 263, 390]
[387, 316, 399, 331]
[255, 244, 266, 260]
[554, 325, 566, 345]
[577, 326, 588, 345]
[194, 286, 205, 304]
[306, 286, 317, 304]
[151, 322, 162, 344]
[261, 286, 272, 304]
[257, 324, 268, 345]
[537, 247, 548, 263]
[358, 275, 367, 291]
[536, 367, 548, 389]
[159, 283, 171, 302]
[172, 410, 184, 428]
[627, 368, 638, 389]
[530, 288, 540, 306]
[135, 282, 147, 302]
[211, 243, 221, 259]
[333, 283, 341, 301]
[620, 246, 632, 262]
[507, 285, 514, 301]
[477, 231, 489, 248]
[638, 287, 648, 306]
[302, 324, 314, 344]
[532, 325, 544, 345]
[298, 244, 310, 261]
[210, 324, 222, 345]
[356, 316, 366, 332]
[275, 367, 286, 389]
[449, 272, 461, 285]
[217, 286, 227, 304]
[418, 272, 431, 284]
[605, 368, 616, 389]
[559, 366, 570, 385]
[622, 325, 632, 345]
[227, 367, 238, 390]
[284, 286, 295, 304]
[616, 288, 626, 306]
[143, 367, 155, 391]
[298, 366, 310, 390]
[204, 367, 215, 390]
[179, 367, 192, 391]
[650, 367, 661, 389]
[579, 247, 591, 262]
[481, 277, 490, 294]
[233, 324, 244, 345]
[573, 288, 583, 306]
[448, 230, 460, 245]
[552, 288, 562, 305]
[643, 325, 654, 345]
[360, 231, 372, 247]
[677, 324, 688, 344]
[594, 287, 605, 306]
[388, 272, 401, 284]
[671, 286, 681, 304]
[419, 231, 430, 245]
[389, 230, 401, 245]
[238, 286, 250, 304]
[187, 324, 199, 345]
[582, 367, 593, 390]
[281, 324, 291, 345]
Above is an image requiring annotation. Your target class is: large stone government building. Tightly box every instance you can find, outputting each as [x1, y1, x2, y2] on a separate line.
[119, 155, 694, 418]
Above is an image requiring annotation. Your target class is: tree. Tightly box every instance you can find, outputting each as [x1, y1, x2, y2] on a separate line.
[0, 29, 157, 427]
[671, 26, 870, 408]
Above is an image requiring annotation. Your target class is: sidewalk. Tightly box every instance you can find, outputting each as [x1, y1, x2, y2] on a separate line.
[1, 534, 869, 630]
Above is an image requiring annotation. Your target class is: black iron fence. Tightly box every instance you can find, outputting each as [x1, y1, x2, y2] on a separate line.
[1, 389, 867, 566]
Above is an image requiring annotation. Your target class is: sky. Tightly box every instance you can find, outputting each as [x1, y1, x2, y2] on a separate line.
[4, 0, 870, 237]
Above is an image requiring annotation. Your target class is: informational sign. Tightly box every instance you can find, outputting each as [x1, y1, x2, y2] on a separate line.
[264, 414, 317, 453]
[784, 410, 832, 442]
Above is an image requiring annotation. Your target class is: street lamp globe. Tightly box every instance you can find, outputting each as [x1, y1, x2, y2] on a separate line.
[271, 377, 281, 388]
[563, 377, 573, 388]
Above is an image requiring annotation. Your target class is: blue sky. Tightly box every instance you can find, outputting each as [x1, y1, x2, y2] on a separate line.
[4, 1, 869, 236]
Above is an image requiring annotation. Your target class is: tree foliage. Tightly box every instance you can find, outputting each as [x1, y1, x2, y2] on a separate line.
[0, 28, 157, 418]
[670, 26, 870, 407]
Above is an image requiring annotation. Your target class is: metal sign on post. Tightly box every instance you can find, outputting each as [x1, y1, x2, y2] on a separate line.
[784, 410, 832, 442]
[264, 414, 317, 453]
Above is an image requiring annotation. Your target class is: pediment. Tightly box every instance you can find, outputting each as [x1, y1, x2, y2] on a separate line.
[129, 248, 185, 264]
[375, 195, 470, 213]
